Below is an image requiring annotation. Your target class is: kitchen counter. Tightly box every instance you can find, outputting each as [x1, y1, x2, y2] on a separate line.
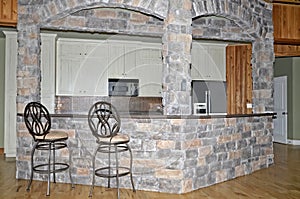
[17, 111, 275, 194]
[18, 112, 276, 119]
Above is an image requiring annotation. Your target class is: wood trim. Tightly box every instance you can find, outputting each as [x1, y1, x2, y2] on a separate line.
[274, 38, 300, 45]
[270, 0, 300, 5]
[0, 20, 17, 27]
[274, 44, 300, 57]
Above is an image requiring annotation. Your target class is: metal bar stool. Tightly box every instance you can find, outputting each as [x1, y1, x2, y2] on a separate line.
[24, 102, 74, 196]
[88, 101, 135, 199]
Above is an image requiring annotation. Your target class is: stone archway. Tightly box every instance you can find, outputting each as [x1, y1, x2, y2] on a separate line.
[37, 0, 167, 23]
[191, 0, 274, 113]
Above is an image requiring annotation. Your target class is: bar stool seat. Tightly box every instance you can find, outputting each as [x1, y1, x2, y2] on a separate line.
[34, 130, 68, 141]
[97, 134, 130, 143]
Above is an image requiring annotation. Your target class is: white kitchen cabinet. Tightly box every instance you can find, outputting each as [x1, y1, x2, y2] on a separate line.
[56, 38, 108, 96]
[136, 43, 163, 97]
[57, 38, 163, 97]
[191, 42, 227, 81]
[107, 41, 138, 78]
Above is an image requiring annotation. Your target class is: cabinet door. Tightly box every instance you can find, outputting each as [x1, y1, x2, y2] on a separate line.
[191, 43, 210, 79]
[57, 57, 81, 95]
[108, 41, 138, 78]
[73, 42, 108, 95]
[124, 43, 137, 78]
[56, 39, 108, 96]
[208, 45, 226, 81]
[191, 42, 226, 81]
[137, 43, 162, 97]
[108, 42, 125, 78]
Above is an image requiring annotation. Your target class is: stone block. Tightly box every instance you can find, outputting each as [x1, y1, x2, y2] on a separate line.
[157, 140, 176, 149]
[155, 169, 183, 179]
[198, 146, 213, 157]
[215, 169, 227, 183]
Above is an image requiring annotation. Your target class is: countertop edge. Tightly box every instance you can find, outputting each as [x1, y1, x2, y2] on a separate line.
[17, 112, 276, 119]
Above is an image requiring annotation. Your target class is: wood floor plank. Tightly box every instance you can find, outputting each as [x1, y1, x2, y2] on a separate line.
[0, 143, 299, 199]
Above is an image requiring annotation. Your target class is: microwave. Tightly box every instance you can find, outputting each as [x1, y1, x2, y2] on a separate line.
[108, 78, 139, 96]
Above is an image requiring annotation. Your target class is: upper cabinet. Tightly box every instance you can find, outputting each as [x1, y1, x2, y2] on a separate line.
[191, 42, 227, 81]
[136, 43, 162, 97]
[107, 40, 138, 78]
[56, 38, 109, 96]
[273, 3, 300, 43]
[56, 38, 163, 97]
[271, 2, 300, 57]
[0, 0, 17, 27]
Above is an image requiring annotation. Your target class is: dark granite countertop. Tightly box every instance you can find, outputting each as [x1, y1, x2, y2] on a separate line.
[17, 112, 276, 119]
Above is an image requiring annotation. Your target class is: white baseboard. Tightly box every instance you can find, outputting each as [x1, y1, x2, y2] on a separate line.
[287, 139, 300, 145]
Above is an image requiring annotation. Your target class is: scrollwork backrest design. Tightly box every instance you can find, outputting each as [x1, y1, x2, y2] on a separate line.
[88, 101, 121, 141]
[24, 102, 51, 141]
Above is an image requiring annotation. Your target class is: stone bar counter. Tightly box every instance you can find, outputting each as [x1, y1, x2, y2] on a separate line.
[16, 97, 275, 194]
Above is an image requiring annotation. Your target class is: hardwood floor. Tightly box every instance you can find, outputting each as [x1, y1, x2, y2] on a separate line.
[0, 143, 299, 198]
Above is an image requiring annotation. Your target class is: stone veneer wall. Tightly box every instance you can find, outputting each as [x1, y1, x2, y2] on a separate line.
[15, 0, 275, 194]
[17, 115, 274, 193]
[16, 0, 274, 114]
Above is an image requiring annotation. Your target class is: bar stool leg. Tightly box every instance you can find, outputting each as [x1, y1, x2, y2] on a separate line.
[68, 143, 74, 189]
[127, 144, 136, 192]
[108, 144, 111, 188]
[27, 142, 37, 191]
[53, 142, 56, 183]
[115, 145, 120, 199]
[46, 143, 52, 196]
[89, 147, 98, 197]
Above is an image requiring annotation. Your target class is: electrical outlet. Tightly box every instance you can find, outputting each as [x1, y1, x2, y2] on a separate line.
[246, 103, 253, 108]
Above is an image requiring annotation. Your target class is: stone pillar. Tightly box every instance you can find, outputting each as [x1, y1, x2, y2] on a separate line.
[17, 25, 41, 110]
[162, 0, 192, 115]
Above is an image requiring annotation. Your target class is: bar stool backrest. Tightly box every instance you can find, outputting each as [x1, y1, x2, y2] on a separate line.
[24, 102, 51, 141]
[88, 101, 121, 141]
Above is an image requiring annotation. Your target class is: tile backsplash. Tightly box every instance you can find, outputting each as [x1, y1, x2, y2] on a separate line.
[55, 96, 162, 114]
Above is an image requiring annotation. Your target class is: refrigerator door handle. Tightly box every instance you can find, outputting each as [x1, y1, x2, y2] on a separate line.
[205, 90, 211, 115]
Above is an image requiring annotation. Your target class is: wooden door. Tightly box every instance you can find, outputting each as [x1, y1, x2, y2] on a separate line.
[226, 44, 253, 114]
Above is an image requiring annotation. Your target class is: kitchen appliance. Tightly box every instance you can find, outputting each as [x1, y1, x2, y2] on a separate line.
[108, 78, 139, 96]
[192, 80, 227, 115]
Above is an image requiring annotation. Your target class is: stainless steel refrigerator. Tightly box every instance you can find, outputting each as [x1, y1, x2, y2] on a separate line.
[192, 80, 227, 115]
